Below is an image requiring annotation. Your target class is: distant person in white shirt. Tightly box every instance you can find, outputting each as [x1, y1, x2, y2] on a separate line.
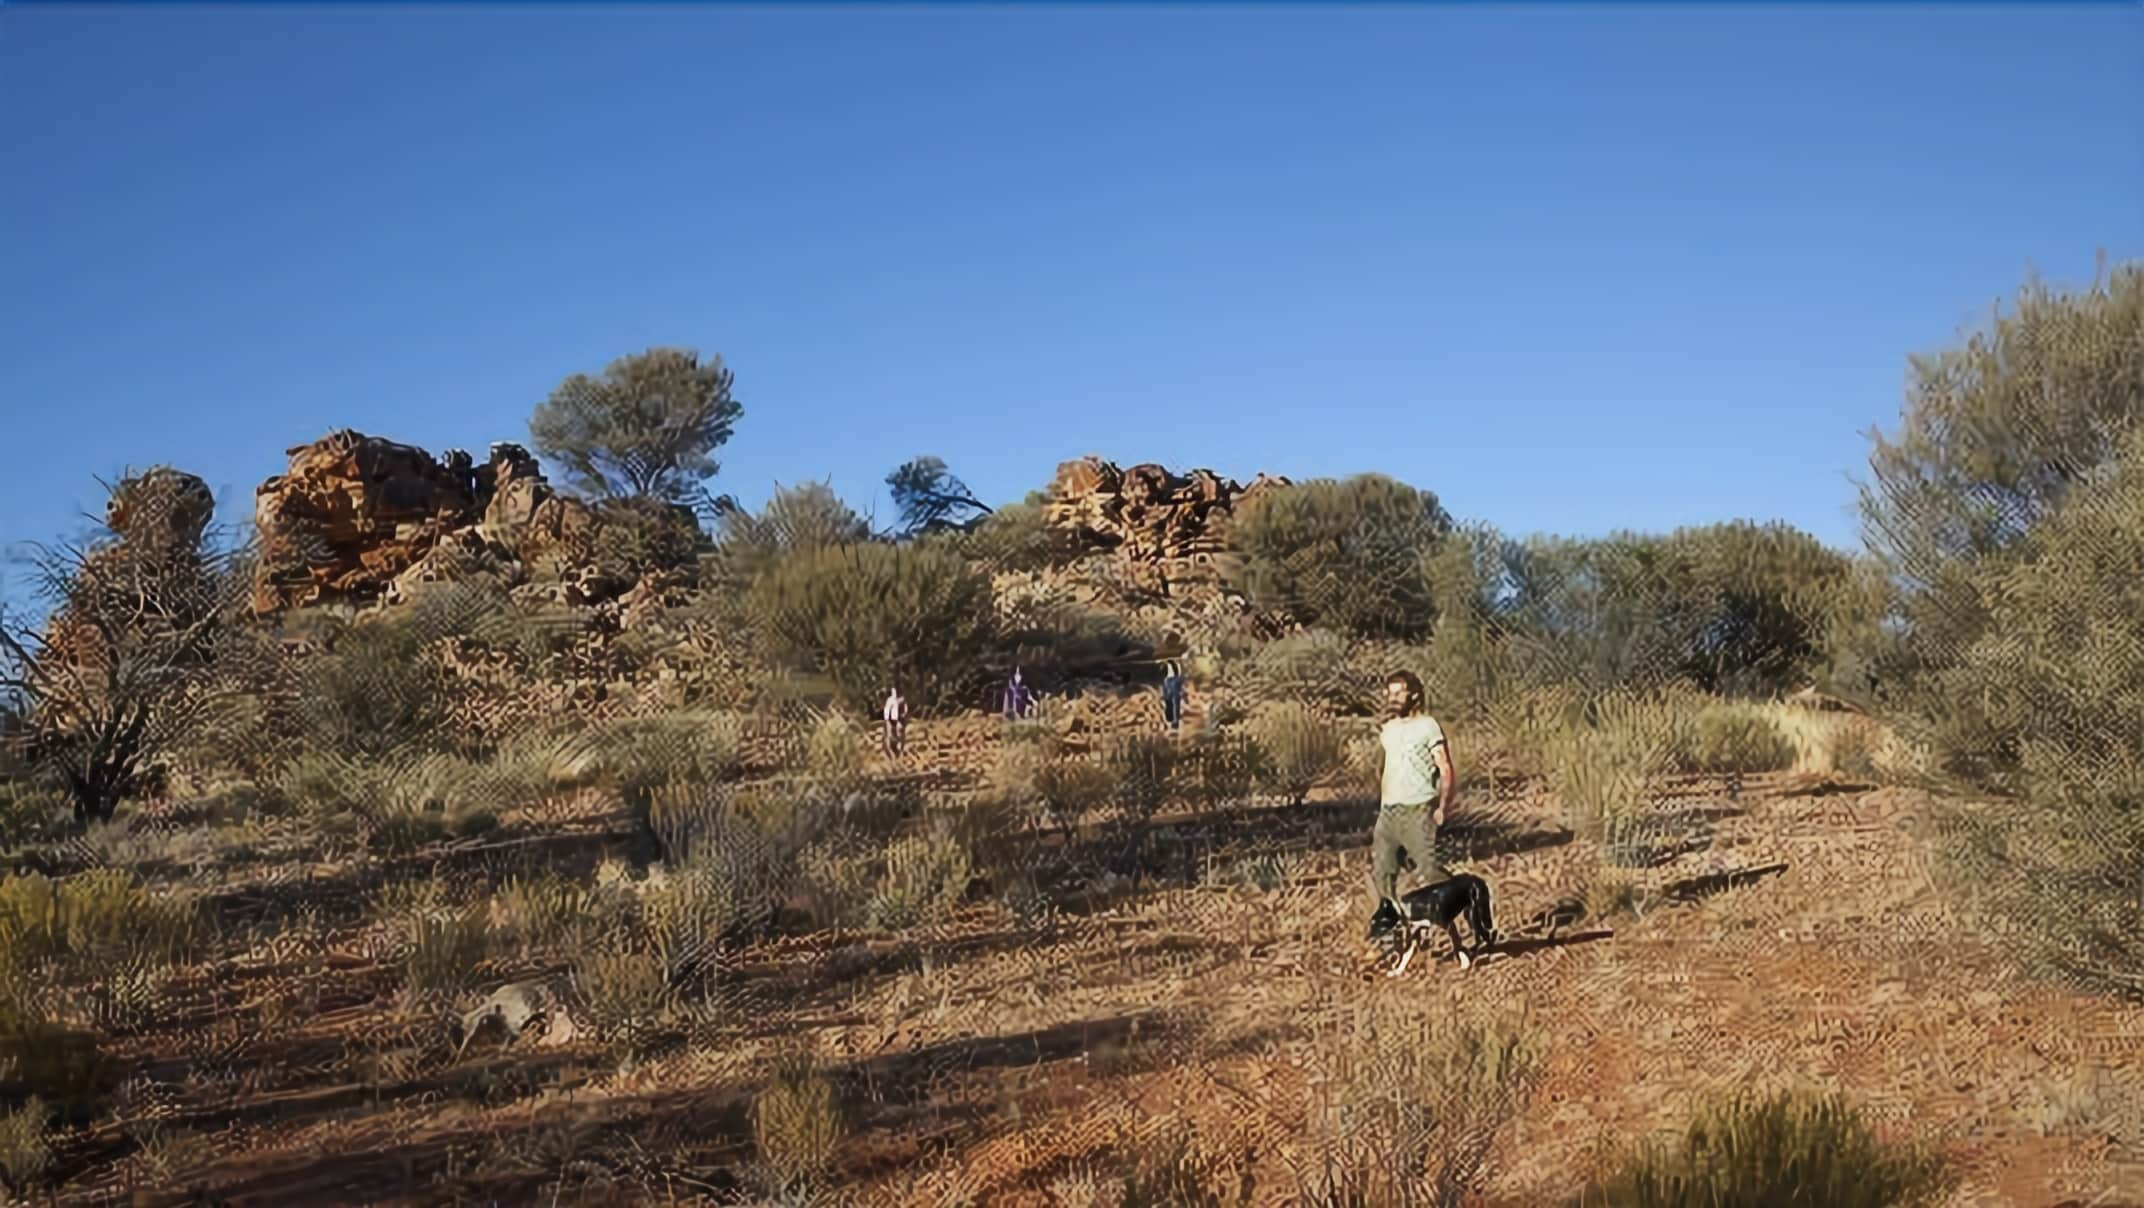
[1366, 669, 1456, 942]
[882, 686, 909, 757]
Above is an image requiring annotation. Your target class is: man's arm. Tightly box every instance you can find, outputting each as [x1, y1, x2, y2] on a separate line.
[1432, 741, 1456, 825]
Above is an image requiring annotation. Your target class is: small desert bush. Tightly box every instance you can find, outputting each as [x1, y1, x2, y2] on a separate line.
[1031, 755, 1114, 838]
[581, 710, 749, 808]
[748, 540, 996, 711]
[292, 600, 469, 761]
[802, 711, 870, 793]
[1117, 1117, 1238, 1208]
[0, 1094, 52, 1191]
[0, 869, 199, 978]
[276, 750, 515, 851]
[1926, 797, 2144, 1004]
[868, 830, 971, 930]
[1306, 989, 1544, 1204]
[796, 833, 879, 930]
[574, 946, 673, 1046]
[1249, 701, 1345, 806]
[640, 858, 742, 982]
[491, 872, 598, 956]
[640, 781, 837, 938]
[0, 781, 65, 850]
[752, 1049, 845, 1194]
[1181, 728, 1261, 809]
[1576, 1087, 1953, 1208]
[961, 500, 1059, 573]
[1755, 704, 1903, 780]
[0, 1002, 115, 1123]
[402, 901, 494, 1000]
[1100, 733, 1180, 857]
[1481, 685, 1586, 780]
[1686, 705, 1797, 775]
[1543, 689, 1708, 848]
[708, 481, 874, 590]
[1591, 687, 1703, 775]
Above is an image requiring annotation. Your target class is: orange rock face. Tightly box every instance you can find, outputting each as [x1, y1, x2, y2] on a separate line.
[1043, 455, 1288, 565]
[249, 430, 596, 614]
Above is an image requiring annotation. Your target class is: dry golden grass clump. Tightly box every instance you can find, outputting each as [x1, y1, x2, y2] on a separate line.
[751, 1048, 846, 1196]
[1574, 1086, 1954, 1208]
[1247, 700, 1344, 807]
[1295, 985, 1545, 1205]
[1685, 705, 1797, 775]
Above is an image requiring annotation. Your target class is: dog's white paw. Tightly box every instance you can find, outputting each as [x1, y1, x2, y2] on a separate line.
[1458, 951, 1473, 970]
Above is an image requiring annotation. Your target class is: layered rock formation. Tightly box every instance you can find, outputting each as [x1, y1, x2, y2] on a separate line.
[1043, 455, 1289, 565]
[250, 431, 610, 614]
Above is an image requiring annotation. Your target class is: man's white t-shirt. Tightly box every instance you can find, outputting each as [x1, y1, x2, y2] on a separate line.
[1380, 714, 1447, 807]
[884, 695, 905, 723]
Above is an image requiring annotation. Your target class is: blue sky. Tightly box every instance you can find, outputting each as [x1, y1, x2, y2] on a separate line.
[3, 4, 2140, 611]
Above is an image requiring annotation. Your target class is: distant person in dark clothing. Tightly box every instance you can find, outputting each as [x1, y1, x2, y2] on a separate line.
[1003, 667, 1031, 719]
[1160, 661, 1186, 734]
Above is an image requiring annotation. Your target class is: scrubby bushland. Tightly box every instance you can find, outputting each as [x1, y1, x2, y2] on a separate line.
[953, 499, 1061, 574]
[706, 481, 874, 589]
[1493, 522, 1858, 701]
[747, 540, 996, 711]
[1857, 260, 2144, 1002]
[1226, 473, 1454, 640]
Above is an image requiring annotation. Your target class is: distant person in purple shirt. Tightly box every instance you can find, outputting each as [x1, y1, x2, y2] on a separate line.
[1003, 667, 1032, 719]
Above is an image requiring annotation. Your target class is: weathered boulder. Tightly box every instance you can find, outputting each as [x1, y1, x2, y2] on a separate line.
[105, 467, 215, 552]
[252, 430, 484, 613]
[250, 431, 602, 613]
[1044, 455, 1289, 566]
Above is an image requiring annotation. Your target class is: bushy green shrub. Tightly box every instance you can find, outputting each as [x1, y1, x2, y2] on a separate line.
[1226, 474, 1453, 640]
[708, 481, 872, 588]
[1238, 629, 1379, 714]
[292, 598, 471, 761]
[0, 869, 198, 977]
[748, 541, 996, 711]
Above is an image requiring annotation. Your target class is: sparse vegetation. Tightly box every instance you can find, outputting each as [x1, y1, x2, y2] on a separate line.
[0, 259, 2129, 1204]
[1576, 1087, 1954, 1208]
[1248, 700, 1344, 806]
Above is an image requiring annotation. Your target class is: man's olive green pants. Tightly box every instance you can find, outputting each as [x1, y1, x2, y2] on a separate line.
[1370, 802, 1444, 904]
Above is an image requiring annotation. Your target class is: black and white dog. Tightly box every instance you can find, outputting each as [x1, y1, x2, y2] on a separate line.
[1370, 874, 1499, 976]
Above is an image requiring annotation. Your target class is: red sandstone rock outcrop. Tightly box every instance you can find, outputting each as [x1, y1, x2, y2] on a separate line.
[1043, 455, 1289, 564]
[250, 430, 599, 613]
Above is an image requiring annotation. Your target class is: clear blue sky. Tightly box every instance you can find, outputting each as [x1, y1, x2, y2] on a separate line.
[3, 5, 2140, 609]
